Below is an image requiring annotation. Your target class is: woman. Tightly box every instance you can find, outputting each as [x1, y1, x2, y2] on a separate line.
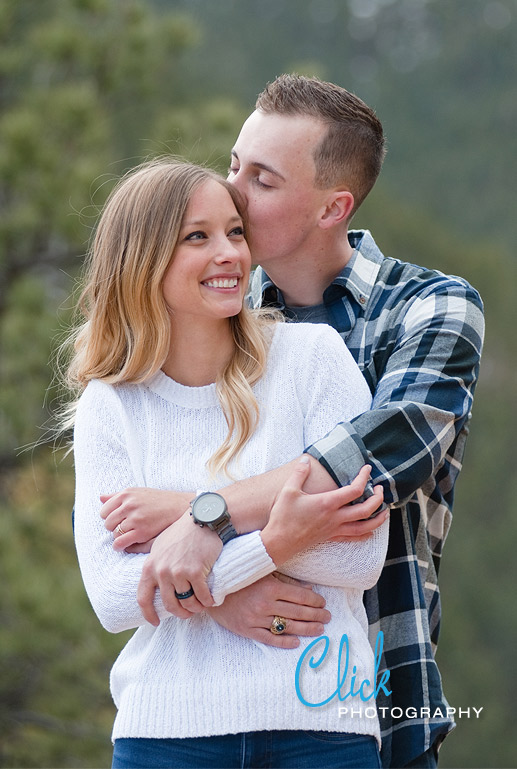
[69, 158, 388, 768]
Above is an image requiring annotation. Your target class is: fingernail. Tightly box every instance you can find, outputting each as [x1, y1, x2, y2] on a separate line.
[299, 455, 310, 464]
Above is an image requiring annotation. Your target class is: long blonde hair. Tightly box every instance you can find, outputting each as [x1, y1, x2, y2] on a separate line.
[64, 158, 274, 476]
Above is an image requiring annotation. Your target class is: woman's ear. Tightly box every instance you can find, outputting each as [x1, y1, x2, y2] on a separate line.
[319, 190, 355, 230]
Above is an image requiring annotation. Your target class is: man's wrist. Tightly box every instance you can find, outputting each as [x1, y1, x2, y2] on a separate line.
[260, 523, 293, 568]
[171, 491, 196, 522]
[222, 483, 270, 533]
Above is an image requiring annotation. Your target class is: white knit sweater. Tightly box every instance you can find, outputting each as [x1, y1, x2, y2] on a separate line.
[73, 322, 388, 744]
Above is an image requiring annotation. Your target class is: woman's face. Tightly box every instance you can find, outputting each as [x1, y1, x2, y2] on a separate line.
[162, 179, 251, 326]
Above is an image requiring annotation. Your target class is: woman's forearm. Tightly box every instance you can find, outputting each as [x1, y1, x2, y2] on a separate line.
[101, 456, 338, 550]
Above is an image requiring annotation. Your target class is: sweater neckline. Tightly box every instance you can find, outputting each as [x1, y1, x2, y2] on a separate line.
[146, 370, 220, 408]
[145, 323, 282, 408]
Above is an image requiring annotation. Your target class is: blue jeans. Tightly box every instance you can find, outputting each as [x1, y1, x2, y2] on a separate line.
[112, 730, 381, 768]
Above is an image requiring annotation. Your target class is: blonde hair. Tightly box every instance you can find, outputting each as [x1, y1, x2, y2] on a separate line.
[64, 158, 275, 477]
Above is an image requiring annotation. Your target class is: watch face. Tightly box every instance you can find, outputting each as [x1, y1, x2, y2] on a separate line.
[192, 493, 227, 525]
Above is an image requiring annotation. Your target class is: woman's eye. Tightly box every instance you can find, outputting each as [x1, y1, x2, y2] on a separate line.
[185, 231, 206, 241]
[228, 165, 239, 177]
[229, 226, 245, 237]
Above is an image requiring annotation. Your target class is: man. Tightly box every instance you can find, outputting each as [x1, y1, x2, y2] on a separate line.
[129, 75, 484, 767]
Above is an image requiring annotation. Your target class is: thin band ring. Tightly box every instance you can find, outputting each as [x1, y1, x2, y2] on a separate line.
[116, 523, 127, 536]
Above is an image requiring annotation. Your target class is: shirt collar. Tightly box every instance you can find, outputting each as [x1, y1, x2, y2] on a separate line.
[249, 229, 384, 311]
[249, 266, 282, 308]
[326, 230, 383, 308]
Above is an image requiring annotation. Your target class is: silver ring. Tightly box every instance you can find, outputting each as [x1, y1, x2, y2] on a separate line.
[116, 523, 127, 536]
[174, 587, 195, 600]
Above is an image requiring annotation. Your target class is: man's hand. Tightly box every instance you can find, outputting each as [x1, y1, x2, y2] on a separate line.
[223, 455, 387, 538]
[261, 460, 385, 566]
[207, 572, 331, 649]
[100, 488, 192, 551]
[137, 511, 222, 625]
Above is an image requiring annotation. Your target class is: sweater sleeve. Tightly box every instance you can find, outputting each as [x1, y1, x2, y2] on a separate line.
[209, 324, 388, 600]
[281, 324, 388, 589]
[73, 381, 173, 633]
[74, 382, 275, 626]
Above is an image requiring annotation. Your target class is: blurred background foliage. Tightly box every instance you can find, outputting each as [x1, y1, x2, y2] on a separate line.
[0, 0, 515, 766]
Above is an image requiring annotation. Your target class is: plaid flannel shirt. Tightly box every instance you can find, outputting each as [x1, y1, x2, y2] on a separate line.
[250, 230, 484, 768]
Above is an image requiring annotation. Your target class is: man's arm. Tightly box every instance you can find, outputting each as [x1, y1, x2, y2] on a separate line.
[99, 466, 298, 551]
[307, 281, 485, 506]
[207, 281, 484, 645]
[223, 455, 382, 534]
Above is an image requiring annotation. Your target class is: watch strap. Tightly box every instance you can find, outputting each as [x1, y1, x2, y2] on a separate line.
[213, 518, 239, 545]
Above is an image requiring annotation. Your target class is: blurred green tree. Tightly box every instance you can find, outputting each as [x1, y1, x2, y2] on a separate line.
[0, 449, 132, 767]
[0, 1, 244, 766]
[0, 0, 245, 465]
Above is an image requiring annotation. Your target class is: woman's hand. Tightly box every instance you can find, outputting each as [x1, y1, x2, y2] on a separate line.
[100, 487, 192, 552]
[137, 510, 223, 624]
[260, 458, 386, 567]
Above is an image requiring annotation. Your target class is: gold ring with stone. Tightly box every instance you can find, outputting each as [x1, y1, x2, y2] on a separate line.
[270, 616, 288, 635]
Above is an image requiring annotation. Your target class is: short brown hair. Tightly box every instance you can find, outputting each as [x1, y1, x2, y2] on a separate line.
[256, 74, 386, 214]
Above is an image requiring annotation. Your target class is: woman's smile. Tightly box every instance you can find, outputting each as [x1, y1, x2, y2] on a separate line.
[201, 274, 241, 290]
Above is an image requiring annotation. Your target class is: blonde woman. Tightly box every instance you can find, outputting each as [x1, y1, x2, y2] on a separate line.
[69, 159, 388, 768]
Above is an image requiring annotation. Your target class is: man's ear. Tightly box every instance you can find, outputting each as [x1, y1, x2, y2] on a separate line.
[319, 190, 355, 230]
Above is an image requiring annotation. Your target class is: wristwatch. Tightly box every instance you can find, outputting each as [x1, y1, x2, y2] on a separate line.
[190, 492, 238, 545]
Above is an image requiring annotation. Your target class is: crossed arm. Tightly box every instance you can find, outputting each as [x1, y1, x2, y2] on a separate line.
[99, 279, 484, 645]
[74, 384, 383, 637]
[102, 461, 385, 623]
[74, 390, 385, 638]
[92, 467, 379, 646]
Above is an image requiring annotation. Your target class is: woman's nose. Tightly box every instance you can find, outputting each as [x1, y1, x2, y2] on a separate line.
[214, 239, 242, 263]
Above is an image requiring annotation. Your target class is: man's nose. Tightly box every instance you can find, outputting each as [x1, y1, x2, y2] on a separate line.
[228, 170, 248, 202]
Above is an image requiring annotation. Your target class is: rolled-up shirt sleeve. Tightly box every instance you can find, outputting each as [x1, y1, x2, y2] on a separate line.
[307, 280, 484, 506]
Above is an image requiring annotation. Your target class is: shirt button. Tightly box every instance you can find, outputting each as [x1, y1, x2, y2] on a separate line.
[359, 295, 367, 305]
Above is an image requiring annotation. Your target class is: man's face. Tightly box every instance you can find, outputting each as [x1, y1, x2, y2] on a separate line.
[228, 110, 329, 270]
